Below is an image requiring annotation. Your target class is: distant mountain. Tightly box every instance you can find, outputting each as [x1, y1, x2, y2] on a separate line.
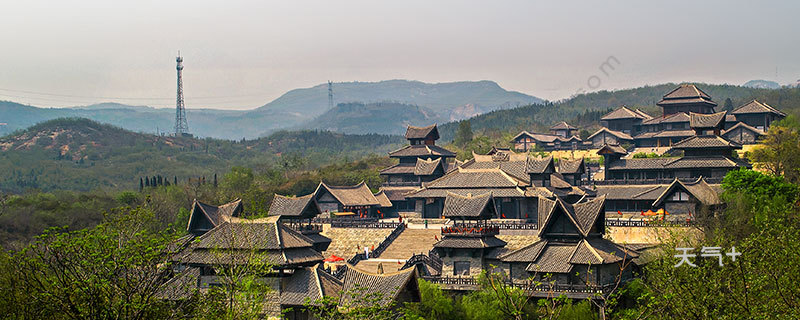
[0, 118, 403, 192]
[0, 80, 542, 140]
[302, 102, 446, 135]
[248, 80, 543, 122]
[743, 80, 780, 89]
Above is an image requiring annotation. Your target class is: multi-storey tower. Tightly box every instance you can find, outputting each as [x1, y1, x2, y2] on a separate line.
[174, 53, 189, 136]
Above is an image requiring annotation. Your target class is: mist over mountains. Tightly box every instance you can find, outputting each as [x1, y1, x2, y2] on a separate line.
[0, 80, 542, 139]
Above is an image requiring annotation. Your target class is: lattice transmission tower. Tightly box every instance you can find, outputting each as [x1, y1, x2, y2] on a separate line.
[328, 80, 334, 109]
[174, 52, 189, 136]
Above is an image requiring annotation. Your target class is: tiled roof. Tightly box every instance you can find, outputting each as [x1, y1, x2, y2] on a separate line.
[442, 192, 495, 219]
[525, 243, 575, 273]
[461, 154, 530, 182]
[373, 190, 393, 207]
[669, 135, 741, 150]
[570, 238, 638, 265]
[652, 177, 721, 207]
[606, 158, 673, 170]
[594, 185, 667, 200]
[405, 124, 439, 140]
[634, 129, 695, 139]
[406, 187, 526, 198]
[192, 218, 314, 250]
[722, 122, 765, 137]
[316, 181, 380, 206]
[433, 236, 507, 249]
[642, 112, 691, 125]
[597, 144, 627, 155]
[550, 121, 576, 130]
[425, 167, 525, 189]
[388, 145, 455, 158]
[190, 199, 243, 228]
[156, 267, 200, 300]
[607, 155, 746, 170]
[340, 265, 418, 307]
[379, 186, 418, 201]
[689, 111, 726, 129]
[499, 240, 547, 262]
[281, 266, 342, 306]
[550, 173, 573, 189]
[538, 196, 605, 238]
[557, 158, 585, 174]
[414, 158, 442, 176]
[379, 163, 416, 175]
[657, 84, 717, 106]
[587, 127, 633, 141]
[732, 100, 786, 116]
[511, 131, 575, 144]
[526, 156, 555, 174]
[268, 194, 320, 218]
[601, 106, 651, 120]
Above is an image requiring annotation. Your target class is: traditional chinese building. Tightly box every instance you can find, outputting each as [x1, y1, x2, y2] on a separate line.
[550, 121, 578, 137]
[511, 131, 584, 151]
[186, 199, 243, 236]
[600, 106, 652, 135]
[595, 177, 721, 217]
[433, 192, 507, 277]
[587, 127, 634, 148]
[657, 84, 717, 115]
[731, 99, 786, 131]
[499, 196, 639, 294]
[268, 194, 331, 251]
[313, 181, 388, 218]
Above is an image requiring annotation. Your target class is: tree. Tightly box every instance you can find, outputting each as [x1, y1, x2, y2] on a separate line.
[140, 177, 144, 191]
[454, 120, 474, 147]
[748, 116, 800, 183]
[723, 98, 733, 112]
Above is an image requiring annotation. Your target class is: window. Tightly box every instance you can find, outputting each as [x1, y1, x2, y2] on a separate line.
[670, 191, 690, 201]
[454, 261, 471, 276]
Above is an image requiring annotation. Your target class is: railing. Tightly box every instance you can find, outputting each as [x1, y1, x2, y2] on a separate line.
[371, 223, 407, 258]
[331, 220, 404, 228]
[595, 177, 724, 185]
[402, 253, 443, 274]
[312, 217, 378, 224]
[486, 222, 538, 230]
[605, 218, 696, 227]
[330, 222, 407, 279]
[285, 222, 323, 233]
[442, 225, 500, 236]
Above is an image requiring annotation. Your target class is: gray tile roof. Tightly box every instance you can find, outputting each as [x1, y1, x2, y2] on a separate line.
[373, 190, 393, 207]
[657, 84, 717, 106]
[414, 157, 442, 176]
[388, 145, 455, 158]
[316, 181, 380, 206]
[442, 192, 495, 219]
[190, 199, 243, 227]
[379, 163, 416, 175]
[557, 158, 585, 174]
[424, 167, 525, 189]
[268, 194, 320, 218]
[340, 265, 418, 307]
[549, 173, 573, 189]
[175, 217, 324, 267]
[525, 243, 575, 273]
[461, 154, 531, 182]
[597, 144, 628, 155]
[379, 186, 418, 201]
[587, 127, 633, 141]
[722, 122, 765, 137]
[550, 121, 576, 130]
[670, 135, 742, 150]
[570, 238, 638, 265]
[601, 106, 651, 120]
[732, 100, 786, 116]
[607, 155, 746, 170]
[526, 156, 555, 174]
[689, 111, 726, 129]
[433, 236, 507, 249]
[281, 266, 342, 306]
[156, 267, 200, 300]
[407, 187, 526, 198]
[652, 177, 721, 207]
[537, 196, 605, 238]
[642, 112, 691, 125]
[405, 124, 439, 140]
[594, 185, 667, 200]
[499, 240, 547, 262]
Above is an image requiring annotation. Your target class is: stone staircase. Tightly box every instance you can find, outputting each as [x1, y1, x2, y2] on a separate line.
[354, 228, 441, 273]
[378, 228, 441, 259]
[320, 225, 395, 261]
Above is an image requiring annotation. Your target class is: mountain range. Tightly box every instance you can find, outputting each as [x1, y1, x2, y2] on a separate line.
[0, 80, 542, 139]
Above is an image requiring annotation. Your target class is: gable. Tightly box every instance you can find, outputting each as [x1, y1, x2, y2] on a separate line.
[542, 207, 581, 236]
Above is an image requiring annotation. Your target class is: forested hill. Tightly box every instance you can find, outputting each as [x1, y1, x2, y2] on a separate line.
[0, 118, 403, 193]
[438, 83, 800, 141]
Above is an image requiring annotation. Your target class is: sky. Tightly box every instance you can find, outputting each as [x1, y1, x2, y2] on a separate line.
[1, 0, 799, 110]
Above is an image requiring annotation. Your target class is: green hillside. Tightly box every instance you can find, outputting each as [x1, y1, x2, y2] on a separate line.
[302, 102, 444, 135]
[438, 83, 800, 141]
[0, 118, 403, 193]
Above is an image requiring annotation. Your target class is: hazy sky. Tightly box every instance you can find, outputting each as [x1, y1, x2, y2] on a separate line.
[1, 0, 799, 110]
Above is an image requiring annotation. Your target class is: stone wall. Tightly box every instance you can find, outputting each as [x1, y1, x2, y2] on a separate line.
[440, 249, 484, 277]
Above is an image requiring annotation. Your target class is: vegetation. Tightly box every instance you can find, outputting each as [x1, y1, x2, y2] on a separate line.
[0, 118, 403, 193]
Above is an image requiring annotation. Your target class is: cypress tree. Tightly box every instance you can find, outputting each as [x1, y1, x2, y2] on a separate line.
[145, 177, 150, 187]
[157, 175, 163, 186]
[174, 176, 178, 185]
[139, 177, 144, 191]
[213, 173, 218, 188]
